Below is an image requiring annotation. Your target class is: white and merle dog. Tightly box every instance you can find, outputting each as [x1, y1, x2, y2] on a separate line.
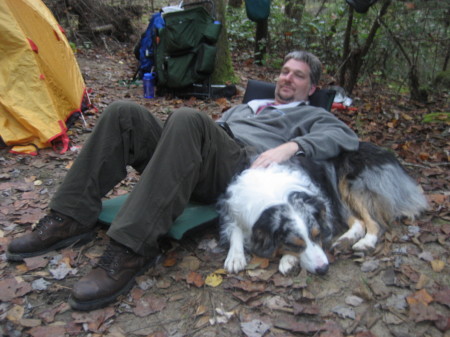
[218, 142, 428, 275]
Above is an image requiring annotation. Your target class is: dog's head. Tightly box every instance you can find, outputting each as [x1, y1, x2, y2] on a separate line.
[250, 191, 330, 275]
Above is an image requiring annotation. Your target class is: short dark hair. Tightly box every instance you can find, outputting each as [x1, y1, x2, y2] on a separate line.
[284, 51, 322, 86]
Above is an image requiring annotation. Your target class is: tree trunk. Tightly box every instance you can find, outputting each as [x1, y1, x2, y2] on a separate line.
[228, 0, 243, 8]
[255, 19, 269, 65]
[338, 0, 392, 94]
[338, 7, 353, 88]
[211, 0, 236, 83]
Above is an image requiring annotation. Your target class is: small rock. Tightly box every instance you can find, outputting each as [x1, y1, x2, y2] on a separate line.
[332, 305, 356, 320]
[361, 259, 379, 272]
[345, 295, 364, 307]
[407, 226, 420, 236]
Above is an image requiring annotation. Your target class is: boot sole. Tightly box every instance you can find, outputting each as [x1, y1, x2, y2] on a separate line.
[6, 231, 95, 262]
[68, 255, 160, 311]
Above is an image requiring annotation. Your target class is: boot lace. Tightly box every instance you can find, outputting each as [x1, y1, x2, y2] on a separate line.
[97, 242, 132, 275]
[34, 214, 64, 235]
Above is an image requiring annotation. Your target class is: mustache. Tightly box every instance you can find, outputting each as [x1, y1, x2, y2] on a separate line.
[279, 83, 294, 90]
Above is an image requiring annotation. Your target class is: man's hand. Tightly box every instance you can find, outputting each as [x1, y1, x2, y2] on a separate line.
[251, 142, 300, 168]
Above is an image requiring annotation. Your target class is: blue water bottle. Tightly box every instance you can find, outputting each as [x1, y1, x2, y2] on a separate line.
[143, 72, 155, 98]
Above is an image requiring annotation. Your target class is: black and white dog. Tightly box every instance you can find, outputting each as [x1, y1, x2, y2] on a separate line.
[218, 142, 428, 275]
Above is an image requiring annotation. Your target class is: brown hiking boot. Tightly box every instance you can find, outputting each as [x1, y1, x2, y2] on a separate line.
[69, 240, 158, 311]
[6, 211, 95, 261]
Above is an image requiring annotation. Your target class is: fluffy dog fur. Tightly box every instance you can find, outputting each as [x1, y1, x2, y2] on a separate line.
[218, 142, 428, 275]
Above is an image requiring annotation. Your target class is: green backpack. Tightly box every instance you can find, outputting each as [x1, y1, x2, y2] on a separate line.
[156, 6, 221, 89]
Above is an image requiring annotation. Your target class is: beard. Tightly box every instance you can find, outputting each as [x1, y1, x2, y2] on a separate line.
[275, 87, 295, 104]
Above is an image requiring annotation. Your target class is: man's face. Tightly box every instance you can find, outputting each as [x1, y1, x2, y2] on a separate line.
[274, 59, 316, 104]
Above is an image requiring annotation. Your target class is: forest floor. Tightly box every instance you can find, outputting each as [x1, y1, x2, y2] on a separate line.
[0, 44, 449, 337]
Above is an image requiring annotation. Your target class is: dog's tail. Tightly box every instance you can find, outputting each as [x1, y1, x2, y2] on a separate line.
[338, 142, 428, 225]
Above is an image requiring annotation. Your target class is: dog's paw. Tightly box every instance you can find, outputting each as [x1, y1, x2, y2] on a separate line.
[224, 252, 247, 273]
[335, 222, 365, 245]
[331, 237, 354, 254]
[332, 221, 366, 254]
[352, 233, 377, 252]
[278, 254, 299, 275]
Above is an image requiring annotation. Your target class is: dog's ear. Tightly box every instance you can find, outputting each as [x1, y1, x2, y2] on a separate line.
[288, 191, 310, 209]
[250, 205, 288, 258]
[313, 200, 333, 244]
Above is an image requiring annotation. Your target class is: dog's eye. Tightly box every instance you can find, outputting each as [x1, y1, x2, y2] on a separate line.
[284, 234, 306, 251]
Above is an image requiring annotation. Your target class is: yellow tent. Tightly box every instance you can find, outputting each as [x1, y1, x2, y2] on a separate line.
[0, 0, 88, 155]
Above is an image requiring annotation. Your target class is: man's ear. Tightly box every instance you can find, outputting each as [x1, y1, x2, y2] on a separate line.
[308, 84, 317, 96]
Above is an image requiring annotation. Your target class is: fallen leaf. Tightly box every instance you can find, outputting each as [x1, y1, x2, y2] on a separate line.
[225, 279, 266, 292]
[408, 289, 434, 306]
[274, 316, 325, 333]
[0, 277, 32, 301]
[232, 291, 260, 304]
[431, 259, 445, 272]
[434, 314, 450, 332]
[418, 251, 434, 262]
[28, 325, 66, 337]
[292, 302, 320, 315]
[195, 315, 210, 329]
[205, 272, 223, 287]
[195, 305, 207, 317]
[408, 301, 439, 323]
[415, 273, 431, 290]
[248, 256, 269, 269]
[72, 307, 115, 332]
[434, 288, 450, 308]
[156, 278, 172, 289]
[38, 302, 69, 323]
[355, 331, 378, 337]
[130, 287, 145, 301]
[15, 264, 28, 273]
[271, 274, 293, 287]
[6, 305, 24, 322]
[241, 319, 271, 337]
[19, 318, 42, 328]
[133, 295, 166, 317]
[400, 264, 420, 283]
[163, 252, 177, 267]
[179, 255, 201, 271]
[24, 256, 48, 270]
[263, 295, 290, 311]
[186, 271, 204, 287]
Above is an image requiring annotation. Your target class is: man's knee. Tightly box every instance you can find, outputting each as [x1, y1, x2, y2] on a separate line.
[103, 101, 142, 118]
[168, 108, 210, 127]
[100, 101, 154, 131]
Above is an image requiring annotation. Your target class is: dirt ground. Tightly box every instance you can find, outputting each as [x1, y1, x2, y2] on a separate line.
[0, 46, 449, 337]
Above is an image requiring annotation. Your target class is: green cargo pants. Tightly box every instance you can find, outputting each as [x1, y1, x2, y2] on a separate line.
[50, 101, 248, 257]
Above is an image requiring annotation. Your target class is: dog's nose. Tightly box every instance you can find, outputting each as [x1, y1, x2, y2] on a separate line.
[315, 264, 329, 275]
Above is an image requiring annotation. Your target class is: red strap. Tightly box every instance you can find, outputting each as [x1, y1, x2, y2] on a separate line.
[27, 38, 38, 53]
[58, 24, 66, 35]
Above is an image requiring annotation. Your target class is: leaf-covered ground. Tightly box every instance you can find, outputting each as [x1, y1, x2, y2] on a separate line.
[0, 46, 449, 337]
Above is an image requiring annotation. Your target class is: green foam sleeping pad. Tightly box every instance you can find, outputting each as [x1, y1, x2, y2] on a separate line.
[98, 194, 218, 240]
